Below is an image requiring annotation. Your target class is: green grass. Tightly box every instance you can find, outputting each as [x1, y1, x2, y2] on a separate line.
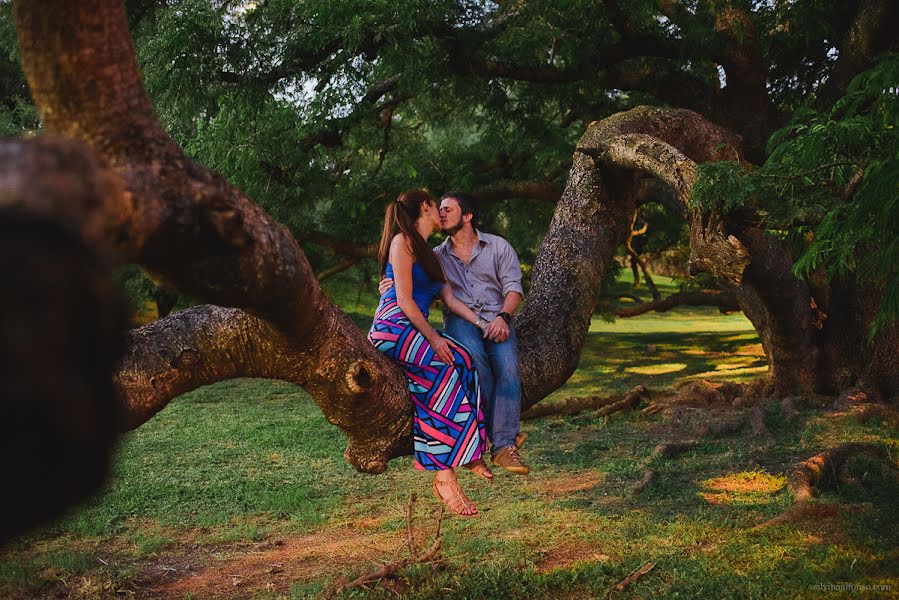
[2, 270, 897, 599]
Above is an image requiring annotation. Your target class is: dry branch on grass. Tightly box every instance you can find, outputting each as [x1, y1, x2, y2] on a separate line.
[324, 494, 444, 599]
[608, 561, 655, 596]
[521, 385, 650, 421]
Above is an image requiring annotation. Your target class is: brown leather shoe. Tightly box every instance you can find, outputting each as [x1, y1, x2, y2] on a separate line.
[514, 432, 528, 450]
[492, 445, 530, 475]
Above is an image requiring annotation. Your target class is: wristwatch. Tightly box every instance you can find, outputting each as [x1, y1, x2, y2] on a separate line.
[498, 312, 512, 324]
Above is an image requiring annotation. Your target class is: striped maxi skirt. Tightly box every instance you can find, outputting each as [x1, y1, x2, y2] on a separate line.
[368, 300, 488, 470]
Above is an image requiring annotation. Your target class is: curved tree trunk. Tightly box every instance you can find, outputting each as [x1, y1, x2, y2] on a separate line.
[12, 0, 410, 473]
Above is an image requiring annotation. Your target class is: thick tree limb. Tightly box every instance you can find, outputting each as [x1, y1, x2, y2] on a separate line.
[13, 0, 411, 473]
[116, 305, 413, 464]
[304, 230, 378, 259]
[472, 180, 563, 204]
[615, 290, 739, 318]
[816, 0, 899, 109]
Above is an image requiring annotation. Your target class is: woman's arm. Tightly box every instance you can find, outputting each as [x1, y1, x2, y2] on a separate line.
[390, 236, 458, 363]
[440, 284, 488, 333]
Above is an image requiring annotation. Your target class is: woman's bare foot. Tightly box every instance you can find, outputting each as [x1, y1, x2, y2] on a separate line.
[464, 458, 494, 484]
[432, 470, 478, 517]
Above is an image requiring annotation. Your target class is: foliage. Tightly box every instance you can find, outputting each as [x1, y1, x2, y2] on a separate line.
[0, 2, 37, 135]
[691, 56, 899, 335]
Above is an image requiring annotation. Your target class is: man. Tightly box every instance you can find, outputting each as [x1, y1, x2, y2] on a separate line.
[380, 191, 529, 475]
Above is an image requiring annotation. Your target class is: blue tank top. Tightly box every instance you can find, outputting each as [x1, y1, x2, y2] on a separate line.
[381, 262, 444, 317]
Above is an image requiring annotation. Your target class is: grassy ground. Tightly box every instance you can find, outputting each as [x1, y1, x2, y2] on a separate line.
[2, 272, 896, 599]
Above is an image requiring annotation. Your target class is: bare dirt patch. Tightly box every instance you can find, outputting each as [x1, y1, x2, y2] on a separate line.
[534, 541, 611, 573]
[535, 471, 605, 496]
[148, 526, 404, 599]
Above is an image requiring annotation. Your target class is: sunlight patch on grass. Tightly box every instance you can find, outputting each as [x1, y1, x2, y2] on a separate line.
[714, 357, 764, 371]
[687, 365, 768, 379]
[625, 362, 687, 375]
[698, 471, 786, 506]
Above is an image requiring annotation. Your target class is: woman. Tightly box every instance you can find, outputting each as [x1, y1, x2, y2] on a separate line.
[368, 189, 492, 517]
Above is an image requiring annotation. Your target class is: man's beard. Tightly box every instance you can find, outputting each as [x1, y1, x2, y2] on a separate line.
[442, 217, 464, 235]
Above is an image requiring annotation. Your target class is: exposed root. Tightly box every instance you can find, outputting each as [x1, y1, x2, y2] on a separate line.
[851, 403, 899, 428]
[522, 385, 650, 421]
[632, 469, 657, 495]
[751, 502, 840, 530]
[833, 385, 883, 411]
[789, 443, 888, 502]
[780, 397, 799, 423]
[754, 442, 892, 530]
[697, 414, 745, 438]
[324, 494, 444, 599]
[652, 441, 698, 460]
[670, 379, 743, 407]
[595, 386, 650, 418]
[749, 404, 770, 437]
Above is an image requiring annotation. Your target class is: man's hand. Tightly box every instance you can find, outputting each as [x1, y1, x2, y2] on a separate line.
[484, 317, 509, 342]
[378, 277, 394, 296]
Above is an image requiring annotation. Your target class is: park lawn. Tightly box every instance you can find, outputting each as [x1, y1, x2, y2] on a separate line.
[1, 273, 897, 599]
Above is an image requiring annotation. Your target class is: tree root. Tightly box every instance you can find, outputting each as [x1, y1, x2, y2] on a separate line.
[521, 385, 650, 421]
[780, 397, 799, 423]
[753, 442, 891, 530]
[749, 404, 770, 437]
[696, 414, 746, 438]
[652, 441, 698, 460]
[632, 469, 657, 495]
[324, 494, 444, 598]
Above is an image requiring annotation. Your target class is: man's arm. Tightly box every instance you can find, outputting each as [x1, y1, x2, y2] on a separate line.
[484, 239, 525, 342]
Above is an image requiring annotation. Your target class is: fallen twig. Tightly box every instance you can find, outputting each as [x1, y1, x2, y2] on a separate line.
[324, 496, 445, 599]
[608, 561, 655, 596]
[405, 493, 418, 557]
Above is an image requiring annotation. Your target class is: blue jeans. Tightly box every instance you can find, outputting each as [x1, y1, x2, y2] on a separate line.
[445, 315, 521, 454]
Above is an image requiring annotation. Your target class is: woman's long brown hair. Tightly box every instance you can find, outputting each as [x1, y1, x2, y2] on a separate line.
[377, 189, 446, 283]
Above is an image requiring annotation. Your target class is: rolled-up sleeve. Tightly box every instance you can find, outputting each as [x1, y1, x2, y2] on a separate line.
[496, 240, 524, 298]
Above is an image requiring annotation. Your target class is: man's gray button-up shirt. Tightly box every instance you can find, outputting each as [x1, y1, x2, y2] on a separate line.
[434, 230, 524, 321]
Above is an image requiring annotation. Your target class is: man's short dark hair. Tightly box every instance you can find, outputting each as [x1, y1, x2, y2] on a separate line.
[440, 191, 479, 229]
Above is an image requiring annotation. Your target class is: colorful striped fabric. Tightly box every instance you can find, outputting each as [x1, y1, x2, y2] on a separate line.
[368, 300, 487, 470]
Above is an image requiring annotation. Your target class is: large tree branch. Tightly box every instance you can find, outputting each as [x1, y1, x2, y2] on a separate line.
[615, 290, 738, 318]
[305, 231, 378, 259]
[473, 179, 563, 203]
[116, 305, 413, 464]
[13, 0, 411, 473]
[816, 0, 899, 108]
